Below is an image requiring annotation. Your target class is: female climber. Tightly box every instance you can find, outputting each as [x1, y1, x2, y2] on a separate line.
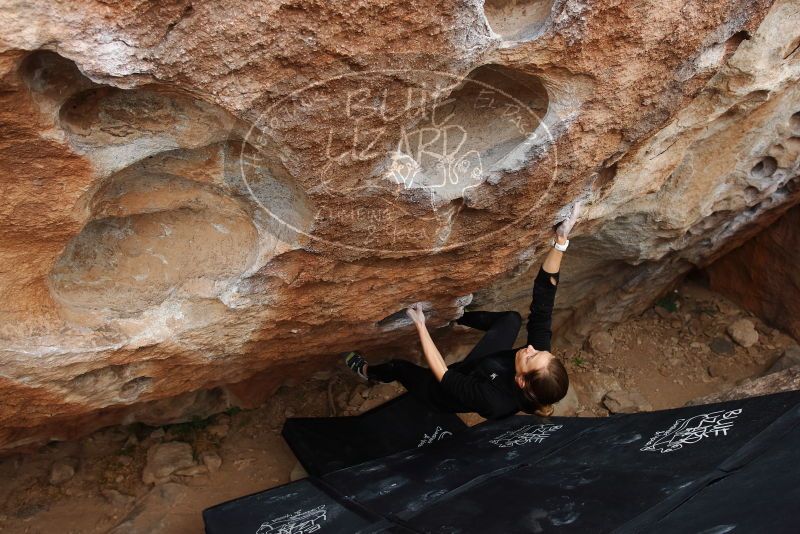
[344, 202, 582, 419]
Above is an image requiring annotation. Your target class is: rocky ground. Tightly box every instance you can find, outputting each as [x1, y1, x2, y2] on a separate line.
[0, 279, 798, 534]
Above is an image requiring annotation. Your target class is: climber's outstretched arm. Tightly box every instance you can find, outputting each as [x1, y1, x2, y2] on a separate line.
[407, 303, 448, 381]
[526, 201, 582, 350]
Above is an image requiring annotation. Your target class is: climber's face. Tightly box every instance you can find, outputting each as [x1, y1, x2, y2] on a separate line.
[515, 345, 554, 375]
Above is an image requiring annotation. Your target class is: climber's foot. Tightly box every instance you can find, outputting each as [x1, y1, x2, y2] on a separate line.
[343, 351, 369, 381]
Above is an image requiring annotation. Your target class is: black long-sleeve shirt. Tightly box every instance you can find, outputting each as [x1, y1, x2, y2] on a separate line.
[438, 266, 559, 419]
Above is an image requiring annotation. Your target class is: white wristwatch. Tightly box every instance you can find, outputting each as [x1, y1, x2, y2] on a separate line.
[552, 238, 569, 252]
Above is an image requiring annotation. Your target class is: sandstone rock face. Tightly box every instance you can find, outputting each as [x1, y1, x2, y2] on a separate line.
[706, 204, 800, 341]
[0, 0, 799, 451]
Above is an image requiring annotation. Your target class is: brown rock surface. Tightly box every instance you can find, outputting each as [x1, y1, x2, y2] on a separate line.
[688, 367, 800, 405]
[0, 0, 799, 451]
[706, 204, 800, 341]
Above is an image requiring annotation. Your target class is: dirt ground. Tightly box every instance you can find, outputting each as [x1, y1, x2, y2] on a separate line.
[0, 279, 797, 534]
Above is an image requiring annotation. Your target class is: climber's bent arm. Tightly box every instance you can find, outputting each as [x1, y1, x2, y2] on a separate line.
[415, 321, 448, 381]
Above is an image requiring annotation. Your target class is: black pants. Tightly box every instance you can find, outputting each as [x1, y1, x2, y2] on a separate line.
[367, 311, 523, 409]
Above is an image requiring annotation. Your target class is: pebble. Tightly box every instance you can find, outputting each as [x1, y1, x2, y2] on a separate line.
[709, 337, 735, 355]
[200, 451, 223, 473]
[727, 318, 759, 348]
[707, 362, 732, 380]
[142, 442, 195, 484]
[588, 331, 614, 355]
[101, 488, 135, 507]
[602, 390, 653, 414]
[174, 464, 209, 477]
[206, 424, 229, 439]
[654, 306, 673, 320]
[764, 346, 800, 375]
[49, 461, 75, 485]
[290, 461, 308, 481]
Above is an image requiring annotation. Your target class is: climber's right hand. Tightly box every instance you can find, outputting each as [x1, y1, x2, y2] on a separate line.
[406, 303, 426, 326]
[555, 200, 583, 242]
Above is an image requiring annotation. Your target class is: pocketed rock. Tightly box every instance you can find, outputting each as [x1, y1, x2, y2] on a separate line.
[49, 461, 75, 485]
[588, 331, 614, 355]
[602, 390, 653, 414]
[727, 319, 759, 348]
[0, 0, 791, 454]
[142, 442, 195, 484]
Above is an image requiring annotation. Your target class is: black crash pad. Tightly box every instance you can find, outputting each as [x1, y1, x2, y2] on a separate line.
[204, 390, 800, 533]
[282, 393, 468, 476]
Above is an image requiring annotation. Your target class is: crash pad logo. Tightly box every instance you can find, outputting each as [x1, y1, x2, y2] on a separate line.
[417, 425, 453, 447]
[255, 505, 326, 534]
[490, 424, 563, 448]
[640, 409, 742, 453]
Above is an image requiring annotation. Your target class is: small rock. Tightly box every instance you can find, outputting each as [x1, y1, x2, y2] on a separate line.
[715, 299, 739, 315]
[369, 383, 400, 400]
[586, 373, 622, 405]
[174, 464, 209, 477]
[212, 413, 231, 426]
[149, 428, 165, 441]
[206, 424, 229, 439]
[311, 370, 332, 381]
[654, 306, 674, 320]
[290, 461, 308, 481]
[754, 321, 773, 336]
[284, 407, 296, 418]
[124, 435, 138, 448]
[602, 390, 652, 414]
[117, 455, 133, 467]
[727, 319, 759, 348]
[588, 331, 614, 355]
[200, 451, 222, 473]
[142, 442, 195, 485]
[764, 346, 800, 375]
[709, 337, 735, 355]
[707, 362, 733, 380]
[49, 461, 75, 485]
[348, 389, 365, 409]
[358, 396, 385, 413]
[552, 385, 580, 417]
[335, 391, 349, 410]
[101, 489, 134, 507]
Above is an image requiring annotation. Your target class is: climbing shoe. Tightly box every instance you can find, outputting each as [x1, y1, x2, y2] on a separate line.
[344, 351, 369, 381]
